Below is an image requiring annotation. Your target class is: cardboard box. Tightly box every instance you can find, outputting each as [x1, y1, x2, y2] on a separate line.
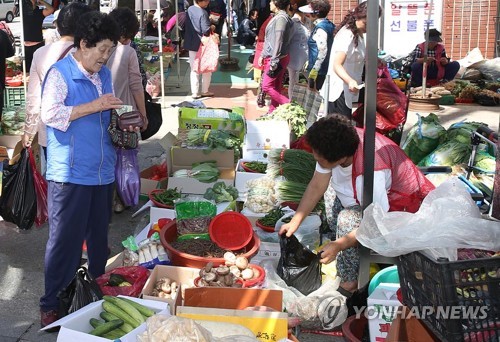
[41, 296, 169, 341]
[141, 265, 200, 314]
[177, 287, 287, 342]
[243, 120, 290, 161]
[140, 165, 168, 196]
[367, 283, 402, 342]
[177, 306, 288, 342]
[168, 147, 235, 195]
[234, 159, 266, 200]
[178, 107, 246, 140]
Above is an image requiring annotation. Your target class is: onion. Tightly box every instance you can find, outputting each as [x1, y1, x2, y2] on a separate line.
[235, 256, 249, 270]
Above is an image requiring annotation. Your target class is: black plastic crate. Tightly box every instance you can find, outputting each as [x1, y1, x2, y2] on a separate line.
[398, 251, 500, 341]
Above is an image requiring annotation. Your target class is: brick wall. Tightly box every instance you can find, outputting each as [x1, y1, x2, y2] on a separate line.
[328, 0, 499, 59]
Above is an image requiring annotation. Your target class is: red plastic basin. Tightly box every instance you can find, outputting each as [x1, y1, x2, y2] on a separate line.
[160, 219, 261, 269]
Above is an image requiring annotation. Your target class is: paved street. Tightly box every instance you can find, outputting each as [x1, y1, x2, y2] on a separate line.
[0, 16, 498, 342]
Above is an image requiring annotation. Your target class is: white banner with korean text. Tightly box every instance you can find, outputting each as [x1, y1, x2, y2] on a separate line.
[382, 0, 443, 57]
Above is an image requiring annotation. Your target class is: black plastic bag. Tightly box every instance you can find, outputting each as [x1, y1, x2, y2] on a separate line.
[277, 235, 322, 295]
[0, 149, 37, 230]
[57, 267, 103, 318]
[141, 91, 163, 140]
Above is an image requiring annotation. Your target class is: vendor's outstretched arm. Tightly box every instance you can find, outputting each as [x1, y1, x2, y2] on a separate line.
[279, 171, 331, 237]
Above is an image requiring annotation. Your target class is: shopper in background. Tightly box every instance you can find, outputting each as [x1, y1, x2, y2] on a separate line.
[22, 0, 55, 72]
[327, 2, 380, 119]
[0, 28, 15, 121]
[301, 0, 334, 91]
[39, 11, 122, 329]
[286, 0, 310, 99]
[258, 0, 292, 114]
[184, 0, 216, 99]
[252, 10, 273, 107]
[107, 7, 148, 213]
[410, 28, 460, 87]
[236, 8, 258, 48]
[23, 3, 92, 154]
[207, 0, 226, 38]
[279, 116, 435, 294]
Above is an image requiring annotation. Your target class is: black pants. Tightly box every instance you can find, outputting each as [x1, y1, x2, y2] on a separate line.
[328, 91, 352, 119]
[24, 42, 44, 73]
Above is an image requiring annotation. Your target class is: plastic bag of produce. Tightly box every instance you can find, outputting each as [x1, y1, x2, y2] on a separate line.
[418, 140, 471, 167]
[357, 178, 500, 259]
[175, 197, 216, 235]
[115, 148, 140, 207]
[277, 234, 322, 296]
[95, 266, 149, 297]
[446, 121, 485, 144]
[401, 113, 447, 164]
[0, 148, 37, 230]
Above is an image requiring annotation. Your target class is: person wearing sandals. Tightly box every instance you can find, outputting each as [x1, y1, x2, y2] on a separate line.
[184, 0, 216, 99]
[279, 116, 435, 296]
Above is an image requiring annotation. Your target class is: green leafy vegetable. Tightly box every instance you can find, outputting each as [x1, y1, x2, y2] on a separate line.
[258, 208, 285, 226]
[153, 188, 182, 206]
[418, 141, 471, 167]
[401, 113, 447, 165]
[191, 162, 220, 183]
[267, 148, 316, 184]
[203, 181, 239, 203]
[257, 102, 307, 138]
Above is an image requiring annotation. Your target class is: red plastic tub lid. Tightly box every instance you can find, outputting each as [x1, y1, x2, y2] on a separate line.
[209, 212, 253, 250]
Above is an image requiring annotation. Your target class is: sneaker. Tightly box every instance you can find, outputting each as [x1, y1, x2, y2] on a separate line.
[40, 309, 60, 331]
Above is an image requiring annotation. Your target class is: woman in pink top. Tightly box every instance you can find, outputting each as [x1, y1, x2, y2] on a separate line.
[22, 3, 92, 153]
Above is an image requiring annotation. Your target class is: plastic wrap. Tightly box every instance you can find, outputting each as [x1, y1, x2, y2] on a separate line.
[357, 178, 500, 259]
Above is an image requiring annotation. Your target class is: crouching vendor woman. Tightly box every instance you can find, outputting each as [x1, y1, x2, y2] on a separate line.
[279, 116, 435, 295]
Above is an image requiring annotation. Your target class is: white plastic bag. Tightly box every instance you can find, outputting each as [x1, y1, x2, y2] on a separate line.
[357, 178, 500, 259]
[260, 259, 348, 331]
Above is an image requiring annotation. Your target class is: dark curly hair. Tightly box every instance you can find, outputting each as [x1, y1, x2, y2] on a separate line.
[109, 7, 140, 40]
[56, 3, 92, 37]
[335, 1, 382, 47]
[305, 116, 359, 162]
[273, 0, 291, 11]
[74, 11, 120, 48]
[310, 0, 330, 18]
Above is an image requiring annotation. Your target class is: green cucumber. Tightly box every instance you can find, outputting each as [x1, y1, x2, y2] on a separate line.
[119, 297, 155, 317]
[89, 318, 105, 328]
[88, 319, 123, 336]
[102, 328, 125, 340]
[103, 296, 145, 325]
[100, 311, 135, 333]
[102, 301, 141, 329]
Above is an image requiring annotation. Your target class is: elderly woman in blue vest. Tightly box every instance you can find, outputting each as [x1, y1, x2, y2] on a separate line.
[39, 11, 125, 329]
[300, 0, 334, 91]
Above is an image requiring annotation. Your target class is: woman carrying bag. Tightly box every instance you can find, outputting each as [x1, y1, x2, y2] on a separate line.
[184, 0, 217, 99]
